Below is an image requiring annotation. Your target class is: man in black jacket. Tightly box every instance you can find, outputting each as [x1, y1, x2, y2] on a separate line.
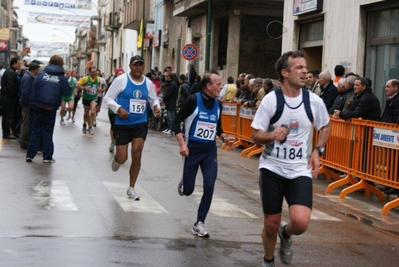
[319, 71, 338, 111]
[336, 77, 381, 121]
[177, 74, 191, 108]
[1, 57, 21, 139]
[162, 72, 178, 134]
[381, 79, 399, 123]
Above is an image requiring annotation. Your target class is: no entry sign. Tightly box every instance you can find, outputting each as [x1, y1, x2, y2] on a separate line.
[182, 44, 198, 61]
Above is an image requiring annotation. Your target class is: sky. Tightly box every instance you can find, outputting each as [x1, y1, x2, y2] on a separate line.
[14, 0, 98, 45]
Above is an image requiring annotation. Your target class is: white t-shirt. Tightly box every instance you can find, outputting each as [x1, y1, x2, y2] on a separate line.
[251, 89, 330, 179]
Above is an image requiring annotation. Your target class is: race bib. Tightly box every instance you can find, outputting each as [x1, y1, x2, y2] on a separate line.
[129, 99, 146, 114]
[87, 85, 97, 95]
[194, 121, 217, 141]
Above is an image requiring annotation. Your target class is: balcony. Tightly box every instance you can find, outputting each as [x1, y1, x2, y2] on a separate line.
[104, 11, 122, 31]
[173, 0, 284, 18]
[123, 0, 150, 30]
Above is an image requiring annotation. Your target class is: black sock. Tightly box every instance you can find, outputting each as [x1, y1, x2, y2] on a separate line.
[264, 257, 274, 263]
[282, 226, 290, 238]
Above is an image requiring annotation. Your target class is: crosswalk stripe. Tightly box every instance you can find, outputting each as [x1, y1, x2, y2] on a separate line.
[191, 191, 259, 218]
[32, 180, 78, 211]
[103, 182, 169, 213]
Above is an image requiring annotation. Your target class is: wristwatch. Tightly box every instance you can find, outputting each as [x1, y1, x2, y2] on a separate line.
[314, 146, 325, 156]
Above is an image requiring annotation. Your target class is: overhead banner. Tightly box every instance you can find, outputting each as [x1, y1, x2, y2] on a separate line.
[28, 41, 69, 57]
[24, 0, 93, 10]
[27, 12, 90, 27]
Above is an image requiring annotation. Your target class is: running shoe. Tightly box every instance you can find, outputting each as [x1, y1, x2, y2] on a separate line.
[192, 221, 209, 237]
[126, 187, 140, 200]
[109, 141, 115, 153]
[177, 179, 184, 196]
[82, 124, 87, 134]
[26, 157, 33, 162]
[262, 260, 275, 267]
[111, 157, 121, 172]
[162, 129, 170, 134]
[66, 115, 71, 120]
[43, 158, 56, 163]
[88, 127, 94, 135]
[93, 120, 97, 127]
[72, 117, 75, 123]
[60, 119, 65, 126]
[278, 222, 293, 264]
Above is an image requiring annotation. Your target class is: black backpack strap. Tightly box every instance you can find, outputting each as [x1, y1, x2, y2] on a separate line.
[270, 89, 285, 125]
[302, 88, 314, 123]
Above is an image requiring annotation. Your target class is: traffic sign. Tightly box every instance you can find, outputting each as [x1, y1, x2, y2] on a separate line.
[182, 44, 198, 61]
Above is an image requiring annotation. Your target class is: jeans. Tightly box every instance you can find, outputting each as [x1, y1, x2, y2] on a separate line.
[166, 110, 176, 131]
[1, 95, 17, 137]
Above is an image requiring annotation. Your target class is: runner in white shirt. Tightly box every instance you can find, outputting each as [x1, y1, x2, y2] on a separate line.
[251, 51, 331, 267]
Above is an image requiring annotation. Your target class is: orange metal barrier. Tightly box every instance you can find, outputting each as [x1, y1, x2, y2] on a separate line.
[322, 118, 399, 215]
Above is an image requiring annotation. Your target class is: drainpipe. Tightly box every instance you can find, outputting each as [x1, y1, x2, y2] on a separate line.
[141, 0, 145, 57]
[205, 0, 212, 71]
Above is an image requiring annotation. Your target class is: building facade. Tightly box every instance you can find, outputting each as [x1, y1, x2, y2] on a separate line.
[282, 0, 399, 104]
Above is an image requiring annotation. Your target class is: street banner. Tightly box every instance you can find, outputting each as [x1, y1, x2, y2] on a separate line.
[24, 0, 93, 10]
[27, 12, 90, 27]
[28, 41, 69, 57]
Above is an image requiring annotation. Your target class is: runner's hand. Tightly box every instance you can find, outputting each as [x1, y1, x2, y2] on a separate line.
[153, 105, 161, 117]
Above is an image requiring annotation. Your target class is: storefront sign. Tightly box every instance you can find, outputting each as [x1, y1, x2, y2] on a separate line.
[0, 28, 10, 40]
[293, 0, 323, 16]
[373, 127, 399, 150]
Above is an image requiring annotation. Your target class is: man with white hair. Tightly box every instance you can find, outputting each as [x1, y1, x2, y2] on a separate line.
[318, 71, 338, 111]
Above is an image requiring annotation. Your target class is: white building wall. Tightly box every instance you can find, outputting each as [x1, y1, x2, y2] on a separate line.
[282, 0, 386, 74]
[123, 29, 138, 71]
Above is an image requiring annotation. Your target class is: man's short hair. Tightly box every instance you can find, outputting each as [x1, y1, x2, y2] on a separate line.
[334, 65, 345, 76]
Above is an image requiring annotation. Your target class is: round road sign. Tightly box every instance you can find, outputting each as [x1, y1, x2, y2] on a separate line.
[182, 44, 198, 61]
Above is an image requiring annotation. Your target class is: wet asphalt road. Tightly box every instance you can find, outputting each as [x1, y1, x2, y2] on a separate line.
[1, 106, 399, 266]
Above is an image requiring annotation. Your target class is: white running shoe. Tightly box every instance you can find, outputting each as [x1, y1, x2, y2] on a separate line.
[60, 119, 65, 126]
[192, 221, 209, 237]
[278, 222, 293, 264]
[111, 157, 121, 172]
[109, 142, 115, 153]
[126, 187, 140, 200]
[262, 260, 275, 267]
[88, 127, 94, 135]
[82, 124, 87, 134]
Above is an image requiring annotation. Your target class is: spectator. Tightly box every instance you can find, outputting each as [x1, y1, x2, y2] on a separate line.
[177, 74, 191, 108]
[26, 55, 70, 163]
[188, 64, 197, 86]
[256, 78, 276, 108]
[235, 73, 253, 105]
[243, 77, 263, 108]
[190, 75, 202, 95]
[328, 78, 347, 115]
[319, 71, 338, 111]
[341, 75, 357, 113]
[161, 72, 178, 134]
[19, 61, 43, 149]
[219, 76, 237, 101]
[335, 77, 381, 121]
[305, 70, 321, 95]
[333, 64, 345, 86]
[1, 57, 21, 139]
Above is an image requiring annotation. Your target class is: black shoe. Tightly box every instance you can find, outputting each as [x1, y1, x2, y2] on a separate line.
[384, 188, 399, 195]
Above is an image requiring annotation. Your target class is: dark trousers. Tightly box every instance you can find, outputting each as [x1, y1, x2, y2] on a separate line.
[27, 106, 57, 160]
[20, 106, 31, 148]
[1, 95, 17, 137]
[182, 141, 218, 223]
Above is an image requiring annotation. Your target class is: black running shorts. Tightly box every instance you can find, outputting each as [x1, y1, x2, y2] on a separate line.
[113, 123, 148, 145]
[259, 168, 312, 215]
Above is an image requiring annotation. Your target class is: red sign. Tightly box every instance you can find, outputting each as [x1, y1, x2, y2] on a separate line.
[0, 40, 8, 51]
[182, 44, 198, 61]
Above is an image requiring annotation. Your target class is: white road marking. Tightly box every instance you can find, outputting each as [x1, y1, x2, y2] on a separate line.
[192, 191, 259, 218]
[103, 182, 168, 213]
[32, 180, 78, 211]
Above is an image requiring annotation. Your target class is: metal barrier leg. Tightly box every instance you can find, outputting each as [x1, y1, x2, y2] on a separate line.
[247, 145, 264, 159]
[381, 198, 399, 215]
[339, 179, 385, 201]
[326, 175, 357, 194]
[240, 144, 260, 157]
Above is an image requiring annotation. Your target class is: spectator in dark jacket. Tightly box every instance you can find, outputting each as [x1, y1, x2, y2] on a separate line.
[1, 57, 21, 139]
[26, 55, 70, 163]
[161, 72, 178, 134]
[319, 71, 338, 111]
[188, 64, 197, 86]
[190, 75, 202, 95]
[19, 61, 43, 149]
[336, 77, 381, 121]
[381, 79, 399, 123]
[177, 74, 191, 108]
